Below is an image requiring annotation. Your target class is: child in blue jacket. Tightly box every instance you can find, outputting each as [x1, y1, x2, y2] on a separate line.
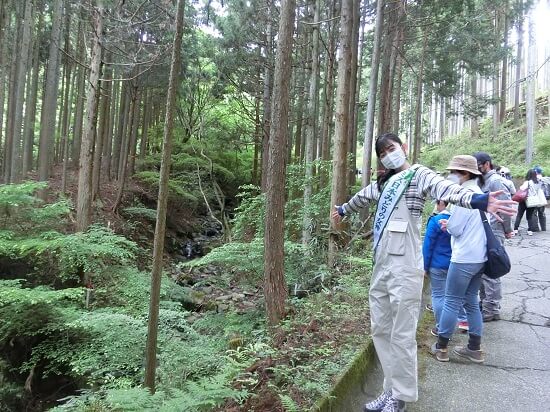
[423, 200, 468, 334]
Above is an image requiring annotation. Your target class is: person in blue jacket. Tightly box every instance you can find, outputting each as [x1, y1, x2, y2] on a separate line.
[423, 200, 468, 336]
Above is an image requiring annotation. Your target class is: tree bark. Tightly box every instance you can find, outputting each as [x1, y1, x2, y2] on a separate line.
[412, 31, 427, 164]
[10, 0, 33, 183]
[127, 89, 141, 176]
[260, 0, 274, 191]
[72, 15, 86, 168]
[302, 0, 321, 246]
[525, 8, 535, 164]
[346, 0, 361, 186]
[92, 67, 112, 200]
[513, 7, 523, 126]
[263, 0, 295, 326]
[362, 0, 384, 187]
[22, 9, 42, 176]
[470, 75, 479, 138]
[76, 0, 103, 232]
[319, 0, 338, 189]
[144, 0, 185, 391]
[328, 0, 353, 267]
[37, 0, 63, 190]
[499, 8, 509, 123]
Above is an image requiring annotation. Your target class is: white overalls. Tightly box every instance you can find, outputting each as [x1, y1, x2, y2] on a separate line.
[370, 195, 424, 402]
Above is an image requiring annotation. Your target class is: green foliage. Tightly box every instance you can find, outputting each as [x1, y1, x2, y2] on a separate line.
[0, 280, 82, 308]
[133, 171, 200, 208]
[0, 182, 70, 232]
[183, 238, 323, 288]
[279, 393, 301, 412]
[420, 123, 550, 178]
[121, 206, 157, 222]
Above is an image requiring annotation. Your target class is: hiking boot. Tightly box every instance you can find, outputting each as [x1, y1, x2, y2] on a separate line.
[457, 321, 469, 332]
[364, 390, 392, 412]
[430, 327, 438, 337]
[483, 313, 501, 322]
[381, 396, 407, 412]
[453, 345, 485, 363]
[430, 342, 449, 362]
[425, 303, 434, 313]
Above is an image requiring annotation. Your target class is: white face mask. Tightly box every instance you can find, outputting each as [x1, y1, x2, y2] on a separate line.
[381, 147, 406, 170]
[447, 173, 461, 185]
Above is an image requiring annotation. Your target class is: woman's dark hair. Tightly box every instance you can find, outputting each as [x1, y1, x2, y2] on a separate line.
[375, 133, 403, 188]
[526, 169, 539, 183]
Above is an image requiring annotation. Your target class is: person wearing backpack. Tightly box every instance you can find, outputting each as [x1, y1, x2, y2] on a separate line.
[332, 134, 515, 412]
[430, 155, 488, 363]
[534, 166, 547, 231]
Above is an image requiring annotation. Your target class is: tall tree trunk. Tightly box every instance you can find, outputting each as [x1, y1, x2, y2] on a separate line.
[61, 68, 77, 194]
[292, 64, 305, 161]
[513, 7, 523, 126]
[328, 0, 353, 267]
[22, 10, 42, 176]
[499, 8, 509, 123]
[362, 0, 384, 187]
[0, 0, 8, 166]
[144, 0, 185, 391]
[525, 8, 535, 164]
[92, 66, 112, 200]
[113, 81, 130, 180]
[37, 0, 63, 190]
[412, 32, 427, 164]
[302, 0, 321, 246]
[4, 49, 17, 182]
[319, 0, 337, 189]
[59, 7, 72, 190]
[76, 0, 103, 232]
[346, 0, 361, 186]
[127, 89, 141, 176]
[139, 88, 150, 160]
[113, 85, 137, 213]
[10, 0, 32, 183]
[260, 0, 274, 191]
[377, 0, 399, 136]
[103, 79, 119, 180]
[72, 28, 86, 168]
[263, 0, 295, 326]
[252, 94, 260, 185]
[391, 2, 405, 133]
[470, 75, 479, 138]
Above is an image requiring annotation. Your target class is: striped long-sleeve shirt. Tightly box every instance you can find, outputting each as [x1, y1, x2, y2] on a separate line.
[339, 165, 489, 217]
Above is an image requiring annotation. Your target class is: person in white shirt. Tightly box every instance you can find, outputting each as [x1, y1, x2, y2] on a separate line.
[430, 155, 487, 364]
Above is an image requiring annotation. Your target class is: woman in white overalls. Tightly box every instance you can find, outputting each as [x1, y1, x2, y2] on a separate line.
[332, 133, 516, 412]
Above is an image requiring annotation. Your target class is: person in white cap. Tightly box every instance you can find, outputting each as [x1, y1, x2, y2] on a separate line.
[332, 133, 515, 412]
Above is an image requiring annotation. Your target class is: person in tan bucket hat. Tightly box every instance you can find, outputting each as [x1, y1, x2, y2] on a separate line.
[430, 154, 488, 364]
[445, 155, 482, 176]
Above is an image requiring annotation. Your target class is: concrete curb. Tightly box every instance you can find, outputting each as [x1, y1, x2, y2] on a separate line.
[312, 338, 376, 412]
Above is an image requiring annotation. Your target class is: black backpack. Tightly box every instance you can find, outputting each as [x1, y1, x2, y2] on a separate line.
[479, 211, 511, 279]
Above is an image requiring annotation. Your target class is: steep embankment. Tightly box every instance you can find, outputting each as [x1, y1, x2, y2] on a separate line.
[420, 98, 550, 176]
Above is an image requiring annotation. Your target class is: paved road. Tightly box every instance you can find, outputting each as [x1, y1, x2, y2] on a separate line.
[356, 224, 550, 412]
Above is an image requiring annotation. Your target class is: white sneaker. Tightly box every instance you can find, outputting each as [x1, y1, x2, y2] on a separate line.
[527, 230, 533, 236]
[513, 229, 519, 235]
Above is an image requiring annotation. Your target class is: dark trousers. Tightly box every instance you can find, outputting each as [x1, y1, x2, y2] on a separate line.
[535, 206, 546, 231]
[514, 201, 539, 231]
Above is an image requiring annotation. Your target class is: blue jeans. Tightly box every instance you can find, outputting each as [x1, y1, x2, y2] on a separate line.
[439, 262, 485, 338]
[429, 267, 467, 329]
